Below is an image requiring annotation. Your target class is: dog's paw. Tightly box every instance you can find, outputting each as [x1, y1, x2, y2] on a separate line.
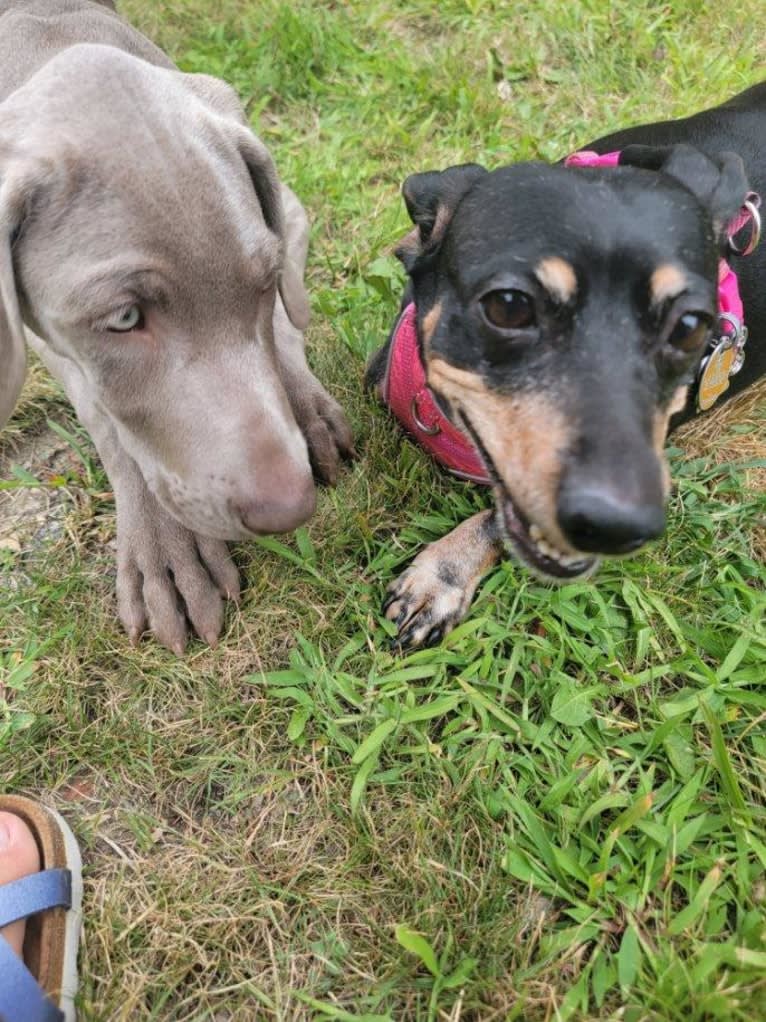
[383, 511, 503, 649]
[116, 500, 240, 654]
[286, 375, 355, 486]
[383, 555, 474, 649]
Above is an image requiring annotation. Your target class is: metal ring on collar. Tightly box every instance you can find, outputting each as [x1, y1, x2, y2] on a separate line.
[717, 310, 743, 339]
[729, 198, 762, 257]
[410, 393, 441, 436]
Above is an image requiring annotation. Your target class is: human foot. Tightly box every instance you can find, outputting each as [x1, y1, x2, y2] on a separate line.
[0, 810, 42, 957]
[0, 796, 82, 1021]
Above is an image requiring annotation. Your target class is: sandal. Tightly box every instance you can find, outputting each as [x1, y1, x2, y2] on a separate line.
[0, 796, 82, 1022]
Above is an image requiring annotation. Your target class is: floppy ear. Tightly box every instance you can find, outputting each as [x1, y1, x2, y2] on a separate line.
[0, 175, 28, 431]
[183, 74, 312, 332]
[396, 163, 488, 271]
[238, 131, 311, 332]
[619, 143, 750, 247]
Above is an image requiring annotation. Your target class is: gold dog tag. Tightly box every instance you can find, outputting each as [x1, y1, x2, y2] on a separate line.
[697, 340, 735, 411]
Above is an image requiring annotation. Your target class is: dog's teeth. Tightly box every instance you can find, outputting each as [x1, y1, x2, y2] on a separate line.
[536, 540, 554, 559]
[529, 524, 542, 541]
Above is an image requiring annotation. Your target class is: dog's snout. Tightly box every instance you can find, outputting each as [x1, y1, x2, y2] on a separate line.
[235, 470, 316, 535]
[557, 483, 666, 555]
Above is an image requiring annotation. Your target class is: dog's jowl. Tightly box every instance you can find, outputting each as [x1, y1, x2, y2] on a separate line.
[368, 83, 766, 648]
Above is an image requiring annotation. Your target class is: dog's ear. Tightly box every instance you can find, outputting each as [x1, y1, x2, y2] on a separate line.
[183, 76, 311, 331]
[238, 130, 311, 332]
[619, 143, 750, 246]
[0, 172, 29, 431]
[182, 73, 249, 126]
[396, 163, 488, 271]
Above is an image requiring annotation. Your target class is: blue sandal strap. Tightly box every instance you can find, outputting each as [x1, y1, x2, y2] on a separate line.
[0, 937, 64, 1022]
[0, 869, 71, 929]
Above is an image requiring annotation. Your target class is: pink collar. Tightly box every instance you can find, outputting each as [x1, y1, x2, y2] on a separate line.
[382, 151, 759, 483]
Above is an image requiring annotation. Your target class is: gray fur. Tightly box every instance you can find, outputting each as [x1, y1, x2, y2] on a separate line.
[0, 1, 353, 652]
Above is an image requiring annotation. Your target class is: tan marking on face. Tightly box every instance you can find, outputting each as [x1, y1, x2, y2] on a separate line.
[428, 358, 493, 396]
[653, 384, 689, 494]
[428, 357, 575, 551]
[535, 257, 577, 304]
[421, 301, 443, 354]
[650, 264, 687, 306]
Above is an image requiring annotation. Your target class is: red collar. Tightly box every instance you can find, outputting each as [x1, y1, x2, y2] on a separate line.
[381, 153, 760, 481]
[382, 302, 490, 483]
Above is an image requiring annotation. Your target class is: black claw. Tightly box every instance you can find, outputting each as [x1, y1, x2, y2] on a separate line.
[388, 633, 406, 653]
[395, 604, 414, 629]
[398, 617, 426, 649]
[381, 591, 397, 614]
[423, 624, 446, 648]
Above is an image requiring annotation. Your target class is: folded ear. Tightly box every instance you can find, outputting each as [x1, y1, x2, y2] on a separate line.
[0, 173, 28, 430]
[396, 163, 488, 271]
[619, 143, 751, 247]
[238, 129, 311, 331]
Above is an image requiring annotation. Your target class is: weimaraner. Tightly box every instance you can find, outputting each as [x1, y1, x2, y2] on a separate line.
[0, 0, 353, 652]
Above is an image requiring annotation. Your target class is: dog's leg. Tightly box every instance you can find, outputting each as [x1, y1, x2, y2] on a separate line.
[26, 334, 239, 653]
[384, 509, 503, 648]
[274, 185, 354, 484]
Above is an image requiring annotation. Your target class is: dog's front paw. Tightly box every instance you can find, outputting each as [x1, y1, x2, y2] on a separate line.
[383, 554, 475, 649]
[383, 511, 503, 649]
[286, 375, 355, 486]
[116, 498, 240, 654]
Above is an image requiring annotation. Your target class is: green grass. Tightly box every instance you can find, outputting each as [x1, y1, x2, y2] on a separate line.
[2, 1, 766, 1018]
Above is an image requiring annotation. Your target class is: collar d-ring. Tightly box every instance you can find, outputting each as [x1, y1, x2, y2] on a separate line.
[410, 392, 441, 435]
[729, 196, 761, 257]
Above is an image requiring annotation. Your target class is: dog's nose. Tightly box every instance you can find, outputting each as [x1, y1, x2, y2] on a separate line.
[235, 472, 316, 535]
[557, 484, 666, 555]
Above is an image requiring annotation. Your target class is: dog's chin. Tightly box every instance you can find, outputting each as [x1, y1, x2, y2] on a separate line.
[492, 490, 600, 583]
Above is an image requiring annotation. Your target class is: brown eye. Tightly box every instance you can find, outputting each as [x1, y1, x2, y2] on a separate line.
[667, 312, 711, 353]
[480, 289, 536, 330]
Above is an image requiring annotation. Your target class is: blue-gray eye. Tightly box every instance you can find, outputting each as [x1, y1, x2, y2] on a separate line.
[107, 305, 144, 333]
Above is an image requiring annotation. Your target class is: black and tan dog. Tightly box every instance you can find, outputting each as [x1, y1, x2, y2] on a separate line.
[367, 82, 766, 648]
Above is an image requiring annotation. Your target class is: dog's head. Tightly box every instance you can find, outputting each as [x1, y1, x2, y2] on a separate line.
[396, 147, 749, 580]
[0, 45, 314, 539]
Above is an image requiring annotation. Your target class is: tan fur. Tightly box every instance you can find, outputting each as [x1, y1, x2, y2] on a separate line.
[535, 256, 577, 304]
[653, 384, 690, 493]
[428, 357, 575, 552]
[421, 301, 442, 348]
[650, 264, 687, 306]
[407, 509, 499, 582]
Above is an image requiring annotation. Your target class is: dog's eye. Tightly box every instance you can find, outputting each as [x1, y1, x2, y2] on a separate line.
[480, 289, 536, 330]
[667, 311, 711, 352]
[106, 305, 145, 333]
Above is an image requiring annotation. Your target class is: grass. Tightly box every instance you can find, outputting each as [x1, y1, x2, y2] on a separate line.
[1, 0, 766, 1018]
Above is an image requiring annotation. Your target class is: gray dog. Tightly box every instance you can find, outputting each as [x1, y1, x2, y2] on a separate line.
[0, 1, 353, 652]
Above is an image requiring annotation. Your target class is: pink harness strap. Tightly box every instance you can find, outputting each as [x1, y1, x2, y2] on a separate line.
[382, 150, 756, 483]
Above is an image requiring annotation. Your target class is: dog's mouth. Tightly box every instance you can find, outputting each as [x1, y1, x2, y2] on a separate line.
[458, 412, 600, 582]
[496, 488, 599, 581]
